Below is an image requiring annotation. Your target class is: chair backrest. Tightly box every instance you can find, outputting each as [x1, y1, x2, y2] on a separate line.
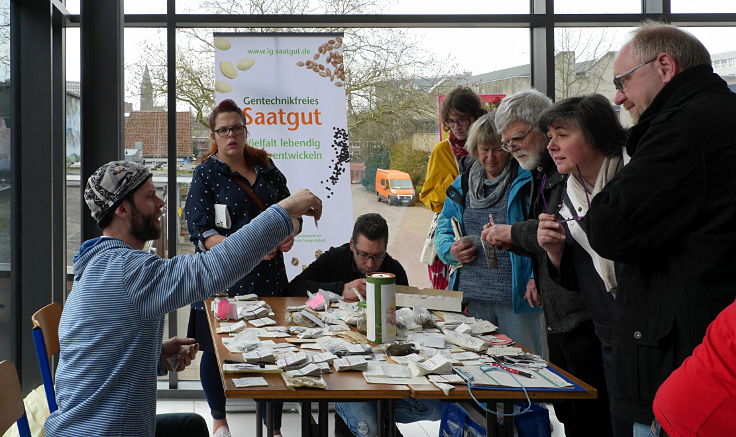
[31, 302, 62, 413]
[31, 302, 62, 358]
[0, 360, 32, 437]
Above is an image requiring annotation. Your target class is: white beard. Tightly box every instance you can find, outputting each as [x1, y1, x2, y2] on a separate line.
[513, 149, 542, 171]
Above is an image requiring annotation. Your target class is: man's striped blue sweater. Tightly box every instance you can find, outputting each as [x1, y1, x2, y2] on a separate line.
[45, 205, 292, 437]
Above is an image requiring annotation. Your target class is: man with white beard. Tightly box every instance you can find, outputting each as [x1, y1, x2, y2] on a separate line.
[481, 89, 616, 436]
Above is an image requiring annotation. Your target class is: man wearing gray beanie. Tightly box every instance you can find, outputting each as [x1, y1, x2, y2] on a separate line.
[45, 161, 322, 437]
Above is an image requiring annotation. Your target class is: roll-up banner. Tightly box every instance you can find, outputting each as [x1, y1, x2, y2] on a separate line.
[214, 32, 352, 280]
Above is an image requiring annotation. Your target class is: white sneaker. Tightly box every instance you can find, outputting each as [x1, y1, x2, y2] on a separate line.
[213, 426, 232, 437]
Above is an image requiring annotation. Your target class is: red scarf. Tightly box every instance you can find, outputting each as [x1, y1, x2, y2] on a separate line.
[448, 132, 468, 159]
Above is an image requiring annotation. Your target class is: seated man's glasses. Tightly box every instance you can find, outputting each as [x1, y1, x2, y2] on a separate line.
[354, 248, 386, 261]
[214, 125, 246, 137]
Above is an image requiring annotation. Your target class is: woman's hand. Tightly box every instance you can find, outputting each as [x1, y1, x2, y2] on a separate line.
[537, 213, 565, 268]
[524, 279, 541, 308]
[481, 223, 513, 250]
[450, 240, 477, 264]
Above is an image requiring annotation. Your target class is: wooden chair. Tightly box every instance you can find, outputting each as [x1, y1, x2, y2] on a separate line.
[0, 360, 32, 437]
[31, 302, 62, 413]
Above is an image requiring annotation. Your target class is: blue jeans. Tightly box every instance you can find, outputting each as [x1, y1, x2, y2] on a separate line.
[335, 399, 441, 436]
[465, 300, 545, 356]
[633, 421, 665, 437]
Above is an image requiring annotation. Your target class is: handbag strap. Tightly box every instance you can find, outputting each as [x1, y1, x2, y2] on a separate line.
[230, 176, 267, 212]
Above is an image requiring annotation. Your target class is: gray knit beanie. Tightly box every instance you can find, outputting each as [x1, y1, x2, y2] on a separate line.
[84, 161, 151, 224]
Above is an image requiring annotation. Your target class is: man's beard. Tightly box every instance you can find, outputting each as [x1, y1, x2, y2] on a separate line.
[513, 148, 542, 171]
[129, 202, 161, 243]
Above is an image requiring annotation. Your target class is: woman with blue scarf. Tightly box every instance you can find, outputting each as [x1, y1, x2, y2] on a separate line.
[435, 113, 544, 354]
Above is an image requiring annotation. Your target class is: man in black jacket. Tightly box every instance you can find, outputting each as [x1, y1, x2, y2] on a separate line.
[583, 23, 736, 435]
[287, 213, 436, 437]
[287, 212, 408, 299]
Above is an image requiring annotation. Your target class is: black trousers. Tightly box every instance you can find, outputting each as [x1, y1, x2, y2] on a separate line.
[547, 320, 614, 437]
[155, 413, 209, 437]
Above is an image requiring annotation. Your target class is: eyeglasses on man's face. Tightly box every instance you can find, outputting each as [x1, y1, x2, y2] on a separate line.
[213, 125, 246, 137]
[613, 57, 657, 92]
[353, 247, 386, 261]
[445, 115, 472, 128]
[501, 127, 533, 153]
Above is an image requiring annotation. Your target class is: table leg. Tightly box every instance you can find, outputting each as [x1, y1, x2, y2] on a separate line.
[256, 401, 263, 437]
[318, 401, 328, 437]
[300, 401, 312, 437]
[266, 402, 274, 437]
[485, 401, 514, 437]
[387, 399, 395, 437]
[377, 400, 385, 437]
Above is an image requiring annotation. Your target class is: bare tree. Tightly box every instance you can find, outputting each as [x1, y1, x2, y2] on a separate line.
[554, 28, 618, 99]
[125, 0, 456, 143]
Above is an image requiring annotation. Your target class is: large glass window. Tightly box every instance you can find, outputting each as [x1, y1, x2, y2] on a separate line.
[553, 27, 635, 125]
[176, 0, 528, 14]
[0, 0, 11, 362]
[555, 0, 640, 14]
[672, 0, 736, 13]
[682, 27, 736, 94]
[66, 28, 81, 274]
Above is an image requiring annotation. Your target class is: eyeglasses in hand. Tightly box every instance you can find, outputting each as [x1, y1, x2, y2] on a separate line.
[540, 164, 591, 223]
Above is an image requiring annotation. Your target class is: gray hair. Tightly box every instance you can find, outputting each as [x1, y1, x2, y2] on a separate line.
[465, 114, 501, 160]
[628, 22, 711, 71]
[494, 89, 553, 134]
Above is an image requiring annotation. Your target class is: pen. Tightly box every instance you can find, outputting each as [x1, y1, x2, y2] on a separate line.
[350, 286, 365, 302]
[490, 362, 534, 379]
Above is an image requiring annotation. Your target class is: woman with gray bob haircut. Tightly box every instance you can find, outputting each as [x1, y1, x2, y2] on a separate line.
[434, 113, 544, 355]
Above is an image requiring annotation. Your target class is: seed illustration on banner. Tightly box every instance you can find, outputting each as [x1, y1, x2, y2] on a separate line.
[320, 127, 349, 199]
[296, 36, 344, 86]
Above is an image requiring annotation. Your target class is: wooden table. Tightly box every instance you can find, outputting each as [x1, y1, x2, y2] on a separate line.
[207, 297, 598, 437]
[206, 297, 410, 437]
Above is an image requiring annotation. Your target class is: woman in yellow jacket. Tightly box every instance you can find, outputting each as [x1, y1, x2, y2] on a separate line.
[420, 86, 486, 288]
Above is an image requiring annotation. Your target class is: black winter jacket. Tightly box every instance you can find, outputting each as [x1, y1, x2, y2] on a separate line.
[584, 64, 736, 424]
[509, 153, 591, 334]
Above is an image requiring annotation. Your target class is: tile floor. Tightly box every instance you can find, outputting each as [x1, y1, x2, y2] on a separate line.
[155, 399, 567, 436]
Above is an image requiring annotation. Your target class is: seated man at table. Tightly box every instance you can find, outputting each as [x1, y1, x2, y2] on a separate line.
[287, 212, 409, 299]
[288, 213, 441, 436]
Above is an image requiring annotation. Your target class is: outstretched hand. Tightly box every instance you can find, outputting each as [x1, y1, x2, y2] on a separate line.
[278, 189, 323, 220]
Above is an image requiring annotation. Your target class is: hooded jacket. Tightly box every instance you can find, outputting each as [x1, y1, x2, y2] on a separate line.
[45, 206, 292, 437]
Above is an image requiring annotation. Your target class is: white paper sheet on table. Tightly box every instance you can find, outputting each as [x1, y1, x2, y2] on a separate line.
[232, 376, 270, 388]
[363, 374, 428, 385]
[456, 366, 573, 389]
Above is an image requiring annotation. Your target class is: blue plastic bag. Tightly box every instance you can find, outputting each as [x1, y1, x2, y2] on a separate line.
[438, 402, 485, 437]
[438, 402, 551, 437]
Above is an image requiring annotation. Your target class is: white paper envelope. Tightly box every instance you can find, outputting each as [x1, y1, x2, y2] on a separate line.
[214, 203, 231, 229]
